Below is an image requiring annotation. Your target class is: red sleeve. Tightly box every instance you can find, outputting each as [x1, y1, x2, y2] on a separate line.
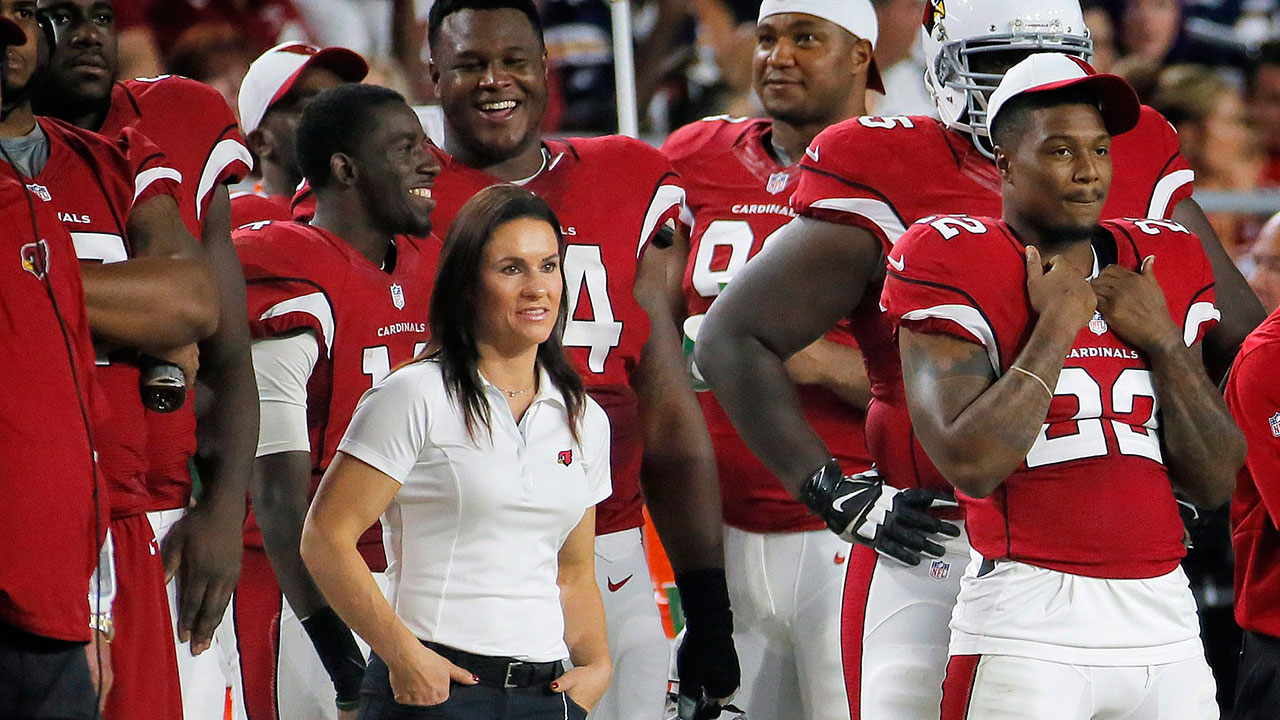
[115, 127, 181, 208]
[234, 225, 335, 355]
[789, 118, 915, 247]
[880, 216, 1027, 372]
[230, 192, 294, 229]
[1110, 106, 1195, 220]
[609, 138, 685, 259]
[1226, 341, 1280, 525]
[189, 83, 252, 218]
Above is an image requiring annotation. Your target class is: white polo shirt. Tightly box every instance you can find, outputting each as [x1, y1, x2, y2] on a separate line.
[337, 359, 611, 662]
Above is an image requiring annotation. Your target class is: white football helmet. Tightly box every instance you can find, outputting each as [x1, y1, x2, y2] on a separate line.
[922, 0, 1093, 155]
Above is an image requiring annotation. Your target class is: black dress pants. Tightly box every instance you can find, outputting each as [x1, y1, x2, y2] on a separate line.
[1235, 629, 1280, 720]
[0, 623, 100, 720]
[358, 652, 589, 720]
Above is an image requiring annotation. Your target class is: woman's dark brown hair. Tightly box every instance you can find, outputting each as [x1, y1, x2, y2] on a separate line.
[426, 184, 585, 440]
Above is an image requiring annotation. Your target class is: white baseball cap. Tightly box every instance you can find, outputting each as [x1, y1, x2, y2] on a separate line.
[758, 0, 884, 92]
[987, 53, 1141, 140]
[239, 42, 369, 134]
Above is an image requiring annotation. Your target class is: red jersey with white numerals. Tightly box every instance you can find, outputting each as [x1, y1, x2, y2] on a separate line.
[235, 221, 433, 567]
[881, 216, 1217, 579]
[99, 76, 253, 511]
[428, 137, 684, 535]
[662, 116, 872, 534]
[790, 108, 1195, 494]
[34, 118, 179, 521]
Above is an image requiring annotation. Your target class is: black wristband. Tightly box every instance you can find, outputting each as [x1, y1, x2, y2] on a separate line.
[799, 458, 843, 514]
[300, 606, 365, 707]
[674, 568, 733, 636]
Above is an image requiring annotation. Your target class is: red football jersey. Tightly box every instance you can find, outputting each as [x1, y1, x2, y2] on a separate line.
[428, 137, 684, 535]
[1227, 307, 1280, 638]
[789, 109, 1195, 494]
[881, 216, 1217, 579]
[0, 169, 105, 642]
[236, 221, 433, 567]
[663, 116, 873, 534]
[230, 188, 294, 229]
[34, 118, 179, 520]
[99, 76, 253, 511]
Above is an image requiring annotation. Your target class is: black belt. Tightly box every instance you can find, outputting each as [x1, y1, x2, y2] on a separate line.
[425, 642, 563, 689]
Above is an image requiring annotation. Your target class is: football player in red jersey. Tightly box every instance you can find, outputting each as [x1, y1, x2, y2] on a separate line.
[883, 54, 1243, 719]
[0, 5, 225, 715]
[660, 1, 954, 717]
[232, 41, 368, 229]
[234, 84, 441, 720]
[424, 1, 737, 716]
[33, 0, 259, 716]
[695, 1, 1263, 717]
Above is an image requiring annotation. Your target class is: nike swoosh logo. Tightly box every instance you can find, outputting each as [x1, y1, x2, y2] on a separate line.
[607, 575, 634, 592]
[887, 254, 904, 272]
[832, 492, 859, 512]
[804, 146, 820, 162]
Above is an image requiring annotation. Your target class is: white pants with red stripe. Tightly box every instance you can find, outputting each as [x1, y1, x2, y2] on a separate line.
[940, 654, 1218, 719]
[842, 522, 969, 720]
[721, 524, 853, 720]
[590, 527, 670, 720]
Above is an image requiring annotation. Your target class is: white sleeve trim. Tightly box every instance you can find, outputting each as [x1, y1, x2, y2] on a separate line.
[196, 138, 252, 221]
[1183, 301, 1220, 347]
[133, 166, 183, 203]
[1146, 169, 1195, 220]
[638, 183, 686, 257]
[899, 304, 1000, 373]
[252, 332, 319, 457]
[259, 293, 335, 355]
[808, 197, 909, 245]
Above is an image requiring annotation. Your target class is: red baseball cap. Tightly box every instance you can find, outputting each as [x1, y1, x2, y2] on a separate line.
[987, 53, 1141, 138]
[0, 16, 26, 47]
[238, 42, 368, 134]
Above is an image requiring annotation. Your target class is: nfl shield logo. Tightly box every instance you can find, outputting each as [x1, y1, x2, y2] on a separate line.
[929, 559, 950, 580]
[25, 183, 51, 202]
[766, 171, 789, 194]
[389, 283, 405, 310]
[1088, 312, 1108, 335]
[1270, 412, 1280, 438]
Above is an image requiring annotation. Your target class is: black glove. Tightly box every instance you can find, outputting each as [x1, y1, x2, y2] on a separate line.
[300, 606, 366, 711]
[674, 569, 739, 718]
[800, 459, 961, 566]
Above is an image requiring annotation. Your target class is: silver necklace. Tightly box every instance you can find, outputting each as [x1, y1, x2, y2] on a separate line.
[492, 381, 535, 398]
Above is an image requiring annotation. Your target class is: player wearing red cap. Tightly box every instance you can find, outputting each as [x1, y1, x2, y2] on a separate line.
[884, 54, 1241, 719]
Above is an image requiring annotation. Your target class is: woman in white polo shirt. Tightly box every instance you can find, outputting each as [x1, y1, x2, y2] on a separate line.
[300, 184, 612, 719]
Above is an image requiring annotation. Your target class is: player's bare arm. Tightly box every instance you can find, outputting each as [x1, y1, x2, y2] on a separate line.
[901, 247, 1097, 499]
[79, 255, 218, 348]
[163, 184, 256, 654]
[784, 338, 871, 410]
[1091, 256, 1246, 508]
[632, 236, 724, 573]
[1172, 198, 1266, 382]
[303, 453, 478, 707]
[254, 449, 330, 616]
[697, 215, 881, 491]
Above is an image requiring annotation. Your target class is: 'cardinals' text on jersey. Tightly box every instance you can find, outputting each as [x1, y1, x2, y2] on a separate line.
[36, 118, 180, 520]
[427, 136, 684, 536]
[99, 75, 253, 511]
[663, 115, 872, 533]
[881, 216, 1217, 579]
[235, 220, 433, 567]
[789, 109, 1195, 495]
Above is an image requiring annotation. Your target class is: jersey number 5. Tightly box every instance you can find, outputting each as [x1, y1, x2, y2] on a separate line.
[1025, 367, 1162, 468]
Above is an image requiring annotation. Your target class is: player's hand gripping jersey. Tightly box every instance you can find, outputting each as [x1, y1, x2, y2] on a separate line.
[235, 221, 433, 568]
[99, 76, 253, 509]
[428, 136, 685, 535]
[663, 116, 872, 533]
[37, 119, 181, 520]
[881, 216, 1218, 579]
[790, 110, 1195, 495]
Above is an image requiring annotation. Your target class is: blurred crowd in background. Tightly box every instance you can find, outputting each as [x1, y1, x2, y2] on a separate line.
[117, 0, 1280, 347]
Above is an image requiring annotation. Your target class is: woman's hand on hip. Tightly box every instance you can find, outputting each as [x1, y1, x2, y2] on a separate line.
[552, 660, 612, 711]
[388, 643, 479, 706]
